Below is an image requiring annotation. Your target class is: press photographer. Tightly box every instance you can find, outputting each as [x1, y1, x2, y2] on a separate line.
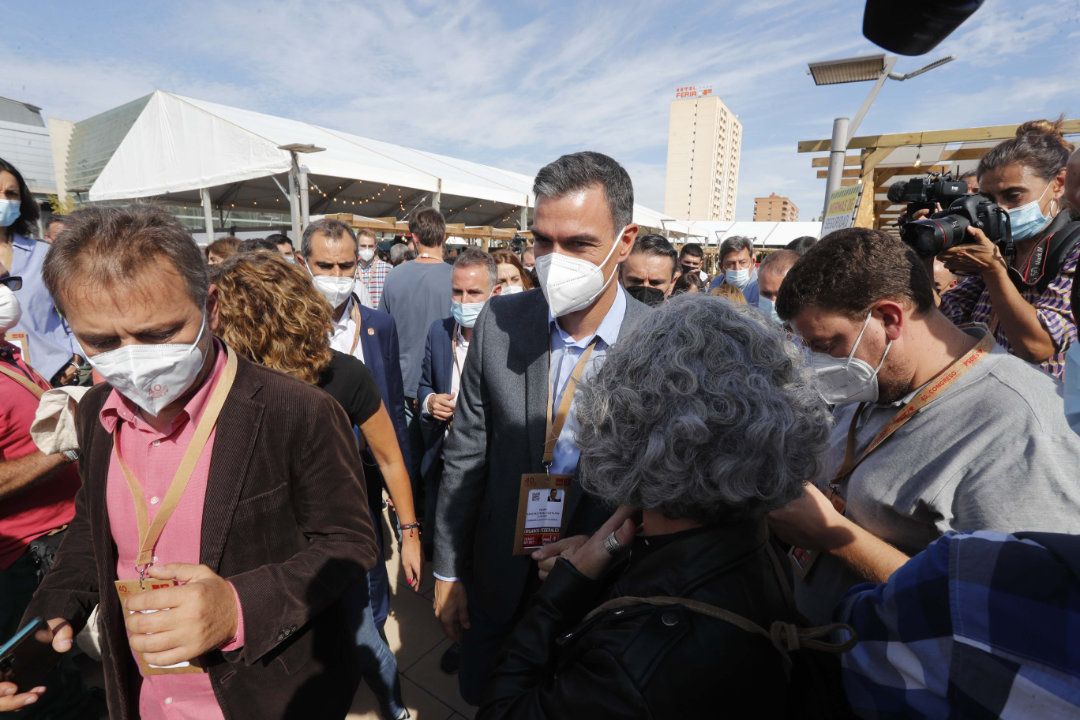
[901, 119, 1078, 378]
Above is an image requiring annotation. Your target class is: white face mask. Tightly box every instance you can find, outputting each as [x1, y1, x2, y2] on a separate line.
[88, 315, 208, 417]
[501, 284, 524, 295]
[0, 285, 22, 332]
[725, 267, 751, 288]
[311, 273, 355, 309]
[536, 226, 626, 317]
[1064, 343, 1080, 436]
[757, 295, 782, 325]
[809, 312, 892, 405]
[358, 248, 376, 263]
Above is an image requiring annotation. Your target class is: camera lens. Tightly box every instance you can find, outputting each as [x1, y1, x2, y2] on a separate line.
[903, 215, 971, 257]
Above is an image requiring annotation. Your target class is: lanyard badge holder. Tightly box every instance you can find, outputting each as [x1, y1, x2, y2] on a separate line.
[113, 347, 238, 675]
[787, 332, 994, 580]
[512, 342, 596, 556]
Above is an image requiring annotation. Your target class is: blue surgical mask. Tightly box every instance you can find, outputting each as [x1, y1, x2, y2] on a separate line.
[1007, 182, 1054, 241]
[757, 296, 782, 325]
[452, 301, 485, 329]
[1065, 343, 1080, 436]
[725, 267, 750, 288]
[0, 200, 20, 228]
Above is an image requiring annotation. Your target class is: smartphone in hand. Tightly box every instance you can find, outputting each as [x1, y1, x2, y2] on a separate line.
[0, 618, 62, 692]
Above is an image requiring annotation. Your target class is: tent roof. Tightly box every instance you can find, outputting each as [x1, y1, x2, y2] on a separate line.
[86, 91, 680, 231]
[681, 220, 822, 248]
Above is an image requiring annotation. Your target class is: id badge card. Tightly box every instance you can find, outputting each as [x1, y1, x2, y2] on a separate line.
[115, 579, 205, 676]
[513, 474, 572, 555]
[787, 546, 819, 580]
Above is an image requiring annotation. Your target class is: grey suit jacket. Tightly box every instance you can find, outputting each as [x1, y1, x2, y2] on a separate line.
[433, 287, 649, 625]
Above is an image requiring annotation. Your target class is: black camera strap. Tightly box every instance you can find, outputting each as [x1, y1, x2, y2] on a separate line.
[1011, 214, 1080, 294]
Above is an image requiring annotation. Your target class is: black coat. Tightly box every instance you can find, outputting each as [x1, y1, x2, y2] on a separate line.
[479, 519, 802, 719]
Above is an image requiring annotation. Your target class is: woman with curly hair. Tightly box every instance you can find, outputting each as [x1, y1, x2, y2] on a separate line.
[210, 251, 416, 720]
[481, 295, 845, 719]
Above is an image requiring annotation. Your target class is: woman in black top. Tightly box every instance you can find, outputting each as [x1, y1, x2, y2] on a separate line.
[210, 251, 417, 720]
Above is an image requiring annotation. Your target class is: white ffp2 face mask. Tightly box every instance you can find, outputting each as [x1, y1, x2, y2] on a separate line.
[810, 311, 892, 405]
[0, 285, 22, 332]
[358, 248, 376, 263]
[536, 226, 626, 317]
[88, 315, 208, 417]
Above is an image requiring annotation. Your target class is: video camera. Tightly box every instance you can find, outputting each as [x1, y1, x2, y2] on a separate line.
[887, 172, 968, 214]
[900, 193, 1012, 258]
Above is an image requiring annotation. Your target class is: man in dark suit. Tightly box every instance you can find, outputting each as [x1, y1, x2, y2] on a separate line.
[432, 152, 650, 703]
[298, 219, 410, 628]
[0, 206, 377, 719]
[417, 249, 502, 559]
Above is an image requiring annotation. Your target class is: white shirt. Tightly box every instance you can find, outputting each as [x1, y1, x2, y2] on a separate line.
[328, 294, 365, 363]
[423, 324, 469, 419]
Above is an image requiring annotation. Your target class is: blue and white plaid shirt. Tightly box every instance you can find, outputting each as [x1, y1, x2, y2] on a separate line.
[839, 531, 1080, 719]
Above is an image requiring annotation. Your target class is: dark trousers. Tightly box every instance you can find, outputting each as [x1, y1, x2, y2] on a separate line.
[458, 570, 542, 706]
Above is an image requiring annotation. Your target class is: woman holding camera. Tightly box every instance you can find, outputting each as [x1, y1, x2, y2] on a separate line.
[938, 118, 1077, 378]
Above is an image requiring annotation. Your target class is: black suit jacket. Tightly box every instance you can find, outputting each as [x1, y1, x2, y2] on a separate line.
[27, 351, 378, 720]
[356, 301, 410, 467]
[417, 317, 456, 484]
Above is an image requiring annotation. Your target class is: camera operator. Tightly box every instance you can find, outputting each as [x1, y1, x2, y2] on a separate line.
[936, 119, 1077, 379]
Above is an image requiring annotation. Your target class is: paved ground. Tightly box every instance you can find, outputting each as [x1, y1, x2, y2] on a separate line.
[348, 510, 476, 720]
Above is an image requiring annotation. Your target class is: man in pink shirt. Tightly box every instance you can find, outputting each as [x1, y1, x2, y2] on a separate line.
[1, 207, 378, 719]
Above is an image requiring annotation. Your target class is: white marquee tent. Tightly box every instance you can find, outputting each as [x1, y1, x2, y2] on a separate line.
[85, 90, 689, 238]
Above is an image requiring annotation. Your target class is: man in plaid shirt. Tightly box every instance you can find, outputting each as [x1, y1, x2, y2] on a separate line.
[357, 228, 393, 308]
[839, 531, 1080, 719]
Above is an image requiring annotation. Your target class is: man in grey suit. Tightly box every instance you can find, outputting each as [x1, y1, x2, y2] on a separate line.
[432, 151, 650, 704]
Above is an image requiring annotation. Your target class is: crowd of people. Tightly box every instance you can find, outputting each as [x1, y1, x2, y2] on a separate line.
[0, 120, 1078, 720]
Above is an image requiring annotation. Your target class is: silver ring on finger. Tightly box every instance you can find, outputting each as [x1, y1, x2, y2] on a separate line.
[602, 532, 622, 556]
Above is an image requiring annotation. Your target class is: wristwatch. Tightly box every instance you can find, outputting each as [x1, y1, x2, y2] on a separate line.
[63, 450, 79, 463]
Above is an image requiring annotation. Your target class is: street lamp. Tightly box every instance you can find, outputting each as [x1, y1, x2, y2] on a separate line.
[278, 143, 326, 242]
[810, 53, 953, 219]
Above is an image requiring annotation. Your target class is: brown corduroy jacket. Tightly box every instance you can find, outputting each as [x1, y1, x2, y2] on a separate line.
[26, 352, 378, 719]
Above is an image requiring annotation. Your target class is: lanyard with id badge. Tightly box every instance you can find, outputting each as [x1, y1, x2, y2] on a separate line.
[788, 332, 993, 579]
[113, 347, 237, 675]
[512, 341, 597, 555]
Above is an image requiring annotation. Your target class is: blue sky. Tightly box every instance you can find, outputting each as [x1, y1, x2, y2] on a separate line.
[3, 0, 1078, 220]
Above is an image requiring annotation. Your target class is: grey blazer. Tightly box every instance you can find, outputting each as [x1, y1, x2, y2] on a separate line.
[433, 287, 649, 626]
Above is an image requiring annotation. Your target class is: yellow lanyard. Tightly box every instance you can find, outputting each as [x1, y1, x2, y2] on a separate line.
[829, 332, 994, 494]
[113, 347, 238, 576]
[0, 362, 45, 399]
[543, 341, 597, 467]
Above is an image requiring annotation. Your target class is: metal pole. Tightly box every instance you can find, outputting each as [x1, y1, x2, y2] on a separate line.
[200, 187, 214, 242]
[822, 116, 850, 219]
[299, 166, 310, 230]
[287, 152, 301, 244]
[433, 179, 442, 211]
[519, 204, 528, 230]
[848, 56, 896, 138]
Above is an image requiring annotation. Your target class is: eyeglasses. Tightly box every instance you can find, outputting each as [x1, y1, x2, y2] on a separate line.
[0, 275, 22, 292]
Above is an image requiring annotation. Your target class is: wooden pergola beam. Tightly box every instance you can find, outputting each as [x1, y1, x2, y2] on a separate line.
[811, 155, 861, 168]
[816, 168, 862, 179]
[798, 119, 1080, 153]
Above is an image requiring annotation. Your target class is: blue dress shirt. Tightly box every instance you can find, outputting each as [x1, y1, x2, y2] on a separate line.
[8, 234, 77, 380]
[547, 287, 627, 475]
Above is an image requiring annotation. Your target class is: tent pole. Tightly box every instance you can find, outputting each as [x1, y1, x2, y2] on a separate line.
[200, 187, 214, 242]
[288, 152, 301, 245]
[519, 204, 528, 231]
[433, 179, 442, 211]
[299, 166, 310, 230]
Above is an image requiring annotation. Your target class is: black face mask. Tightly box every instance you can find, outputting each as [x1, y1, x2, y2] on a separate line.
[624, 284, 666, 307]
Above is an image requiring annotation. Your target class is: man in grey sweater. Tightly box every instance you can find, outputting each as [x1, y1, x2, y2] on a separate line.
[769, 227, 1080, 624]
[379, 208, 453, 516]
